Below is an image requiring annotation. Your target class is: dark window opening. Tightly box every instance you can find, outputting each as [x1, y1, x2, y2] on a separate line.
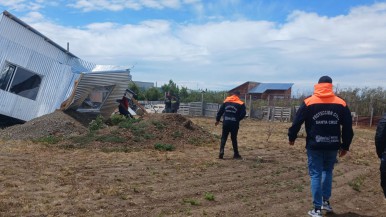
[0, 62, 42, 100]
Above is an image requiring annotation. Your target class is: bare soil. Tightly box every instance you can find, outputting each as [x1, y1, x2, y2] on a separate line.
[0, 113, 385, 217]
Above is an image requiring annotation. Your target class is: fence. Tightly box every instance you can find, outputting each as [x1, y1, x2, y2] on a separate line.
[140, 98, 385, 126]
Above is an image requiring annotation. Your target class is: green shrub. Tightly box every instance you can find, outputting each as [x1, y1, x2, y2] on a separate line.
[204, 192, 215, 201]
[118, 118, 140, 129]
[154, 143, 175, 151]
[88, 115, 105, 132]
[110, 114, 127, 125]
[152, 120, 165, 130]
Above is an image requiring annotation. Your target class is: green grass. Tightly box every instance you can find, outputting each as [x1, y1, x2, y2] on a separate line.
[154, 143, 175, 151]
[204, 192, 215, 201]
[152, 120, 165, 130]
[348, 175, 366, 192]
[32, 135, 61, 144]
[88, 115, 105, 132]
[96, 135, 126, 143]
[183, 198, 200, 206]
[171, 131, 183, 138]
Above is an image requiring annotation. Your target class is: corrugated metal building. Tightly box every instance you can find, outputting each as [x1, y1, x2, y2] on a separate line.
[0, 11, 131, 122]
[229, 82, 293, 100]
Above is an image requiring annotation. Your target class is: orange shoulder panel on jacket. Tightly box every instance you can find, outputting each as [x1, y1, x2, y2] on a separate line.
[304, 95, 347, 107]
[224, 95, 244, 105]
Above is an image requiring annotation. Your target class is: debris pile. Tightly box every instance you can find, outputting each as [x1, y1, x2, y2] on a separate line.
[0, 111, 216, 151]
[0, 110, 87, 140]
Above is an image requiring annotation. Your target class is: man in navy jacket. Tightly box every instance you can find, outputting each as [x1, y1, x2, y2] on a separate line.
[216, 90, 246, 159]
[288, 76, 354, 217]
[375, 113, 386, 199]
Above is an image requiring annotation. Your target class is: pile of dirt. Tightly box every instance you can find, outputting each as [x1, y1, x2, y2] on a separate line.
[81, 113, 217, 151]
[0, 110, 88, 140]
[0, 111, 216, 151]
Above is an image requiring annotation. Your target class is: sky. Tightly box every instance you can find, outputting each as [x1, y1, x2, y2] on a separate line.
[1, 0, 386, 95]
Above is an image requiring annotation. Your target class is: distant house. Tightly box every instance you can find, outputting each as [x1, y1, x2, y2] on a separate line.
[229, 81, 293, 100]
[0, 10, 131, 123]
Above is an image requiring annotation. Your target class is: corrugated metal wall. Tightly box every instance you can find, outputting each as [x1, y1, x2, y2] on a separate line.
[68, 71, 131, 118]
[0, 14, 95, 121]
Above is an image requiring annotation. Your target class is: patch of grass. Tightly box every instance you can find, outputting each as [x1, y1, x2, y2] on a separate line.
[69, 132, 96, 147]
[183, 198, 200, 206]
[293, 184, 304, 192]
[188, 137, 204, 145]
[88, 115, 105, 132]
[32, 135, 61, 144]
[348, 175, 366, 192]
[204, 192, 215, 201]
[172, 131, 183, 138]
[101, 146, 130, 153]
[129, 123, 147, 135]
[118, 118, 140, 129]
[110, 114, 128, 125]
[154, 143, 175, 151]
[96, 135, 126, 143]
[152, 120, 165, 130]
[143, 133, 155, 139]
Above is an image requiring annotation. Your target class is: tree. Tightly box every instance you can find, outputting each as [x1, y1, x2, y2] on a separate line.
[161, 80, 179, 97]
[128, 82, 145, 100]
[145, 87, 161, 101]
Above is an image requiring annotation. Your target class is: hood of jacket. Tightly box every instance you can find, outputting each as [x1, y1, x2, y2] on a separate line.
[224, 95, 244, 105]
[313, 83, 335, 98]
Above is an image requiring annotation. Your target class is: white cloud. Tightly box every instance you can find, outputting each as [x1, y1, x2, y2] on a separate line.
[0, 0, 44, 11]
[4, 2, 386, 91]
[66, 0, 200, 12]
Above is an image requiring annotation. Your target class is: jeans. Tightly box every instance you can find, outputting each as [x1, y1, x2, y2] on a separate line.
[307, 149, 338, 209]
[380, 153, 386, 198]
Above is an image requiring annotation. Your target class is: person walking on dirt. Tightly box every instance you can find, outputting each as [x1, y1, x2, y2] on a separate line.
[375, 113, 386, 200]
[288, 76, 354, 217]
[215, 90, 246, 159]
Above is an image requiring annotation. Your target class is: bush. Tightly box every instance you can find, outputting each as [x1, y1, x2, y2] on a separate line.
[154, 143, 175, 151]
[204, 192, 215, 201]
[110, 114, 127, 125]
[88, 115, 105, 132]
[118, 118, 140, 129]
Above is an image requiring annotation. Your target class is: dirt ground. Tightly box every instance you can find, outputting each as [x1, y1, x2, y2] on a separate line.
[0, 114, 385, 217]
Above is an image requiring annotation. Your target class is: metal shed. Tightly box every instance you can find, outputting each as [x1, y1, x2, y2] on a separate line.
[0, 11, 131, 122]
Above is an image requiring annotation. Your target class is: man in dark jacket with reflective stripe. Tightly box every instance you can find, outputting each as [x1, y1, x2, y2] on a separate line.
[216, 90, 246, 159]
[288, 76, 354, 217]
[375, 114, 386, 199]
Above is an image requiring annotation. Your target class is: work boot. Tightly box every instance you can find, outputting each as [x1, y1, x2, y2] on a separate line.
[233, 154, 242, 159]
[219, 153, 224, 159]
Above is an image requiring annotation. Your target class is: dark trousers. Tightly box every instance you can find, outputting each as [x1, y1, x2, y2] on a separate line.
[381, 154, 386, 198]
[220, 124, 240, 156]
